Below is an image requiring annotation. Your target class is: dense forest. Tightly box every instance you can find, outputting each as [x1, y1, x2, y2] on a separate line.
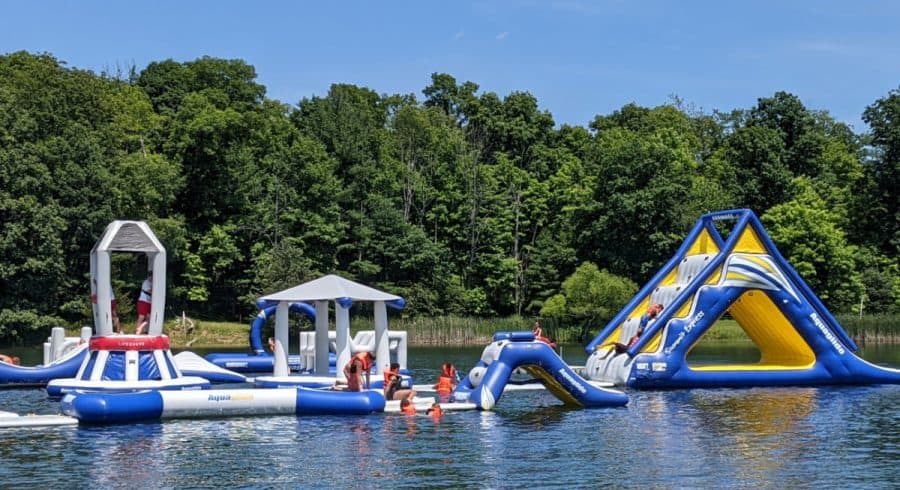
[0, 51, 898, 341]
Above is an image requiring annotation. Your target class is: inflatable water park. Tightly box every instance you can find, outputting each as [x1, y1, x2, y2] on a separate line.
[583, 209, 900, 388]
[2, 210, 899, 427]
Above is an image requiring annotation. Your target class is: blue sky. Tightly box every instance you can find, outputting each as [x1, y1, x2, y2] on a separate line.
[2, 1, 899, 131]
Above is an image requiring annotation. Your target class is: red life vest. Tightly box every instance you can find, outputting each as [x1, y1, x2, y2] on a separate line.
[401, 403, 417, 415]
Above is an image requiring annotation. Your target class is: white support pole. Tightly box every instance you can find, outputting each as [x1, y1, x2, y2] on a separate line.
[89, 252, 98, 332]
[124, 351, 139, 381]
[335, 301, 351, 382]
[149, 251, 167, 336]
[374, 301, 389, 375]
[315, 300, 330, 375]
[273, 301, 290, 376]
[394, 331, 408, 369]
[96, 251, 113, 336]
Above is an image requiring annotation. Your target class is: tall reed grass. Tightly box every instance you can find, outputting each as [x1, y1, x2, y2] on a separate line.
[837, 314, 900, 343]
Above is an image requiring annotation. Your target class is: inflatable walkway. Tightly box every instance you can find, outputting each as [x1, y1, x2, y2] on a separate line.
[454, 332, 627, 410]
[585, 209, 900, 389]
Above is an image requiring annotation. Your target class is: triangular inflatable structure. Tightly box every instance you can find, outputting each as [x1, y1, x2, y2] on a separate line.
[584, 209, 900, 388]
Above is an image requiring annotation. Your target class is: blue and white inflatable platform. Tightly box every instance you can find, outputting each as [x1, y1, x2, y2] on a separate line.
[46, 335, 211, 398]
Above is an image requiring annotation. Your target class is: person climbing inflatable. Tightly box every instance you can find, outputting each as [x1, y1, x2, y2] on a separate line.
[433, 363, 458, 395]
[597, 304, 663, 360]
[342, 350, 375, 391]
[400, 398, 417, 415]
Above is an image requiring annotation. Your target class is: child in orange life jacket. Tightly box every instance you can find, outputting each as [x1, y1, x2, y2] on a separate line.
[426, 402, 443, 419]
[400, 398, 417, 415]
[433, 363, 458, 395]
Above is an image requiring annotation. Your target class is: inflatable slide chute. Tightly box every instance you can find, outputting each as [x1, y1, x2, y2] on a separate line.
[456, 332, 627, 410]
[584, 209, 900, 389]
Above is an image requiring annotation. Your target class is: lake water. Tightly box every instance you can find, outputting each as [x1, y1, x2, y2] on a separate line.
[1, 344, 899, 488]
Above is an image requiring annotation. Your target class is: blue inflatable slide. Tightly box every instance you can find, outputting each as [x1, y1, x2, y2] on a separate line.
[584, 209, 900, 389]
[453, 332, 627, 410]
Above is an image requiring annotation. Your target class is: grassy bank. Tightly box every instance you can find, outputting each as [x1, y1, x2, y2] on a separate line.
[73, 313, 900, 349]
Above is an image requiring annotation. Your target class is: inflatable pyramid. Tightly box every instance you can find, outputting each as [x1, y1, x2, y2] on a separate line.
[584, 209, 900, 388]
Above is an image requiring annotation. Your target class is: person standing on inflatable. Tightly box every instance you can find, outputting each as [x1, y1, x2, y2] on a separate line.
[135, 271, 152, 335]
[343, 351, 375, 392]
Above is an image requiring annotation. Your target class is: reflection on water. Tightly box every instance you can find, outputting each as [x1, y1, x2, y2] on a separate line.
[0, 344, 898, 488]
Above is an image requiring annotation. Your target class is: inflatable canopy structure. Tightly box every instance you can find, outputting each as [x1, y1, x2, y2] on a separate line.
[585, 209, 900, 388]
[257, 274, 405, 380]
[91, 221, 166, 336]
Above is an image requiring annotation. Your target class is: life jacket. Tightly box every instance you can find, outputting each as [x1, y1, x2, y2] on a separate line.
[428, 405, 443, 417]
[401, 403, 417, 415]
[435, 376, 454, 394]
[384, 367, 400, 385]
[351, 352, 373, 372]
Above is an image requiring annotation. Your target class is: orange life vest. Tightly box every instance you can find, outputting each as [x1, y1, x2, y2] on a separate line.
[428, 405, 443, 418]
[350, 352, 373, 372]
[401, 403, 417, 415]
[435, 376, 454, 394]
[383, 367, 400, 385]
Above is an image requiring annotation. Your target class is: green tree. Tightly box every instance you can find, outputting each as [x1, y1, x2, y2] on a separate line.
[762, 179, 862, 310]
[860, 87, 900, 256]
[540, 263, 637, 340]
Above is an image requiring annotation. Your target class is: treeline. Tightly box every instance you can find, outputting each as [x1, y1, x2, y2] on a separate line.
[0, 51, 898, 341]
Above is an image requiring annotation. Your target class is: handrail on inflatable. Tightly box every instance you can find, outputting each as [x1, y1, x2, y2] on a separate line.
[249, 302, 317, 354]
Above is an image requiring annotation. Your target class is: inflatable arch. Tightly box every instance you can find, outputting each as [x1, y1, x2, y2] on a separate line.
[585, 209, 900, 388]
